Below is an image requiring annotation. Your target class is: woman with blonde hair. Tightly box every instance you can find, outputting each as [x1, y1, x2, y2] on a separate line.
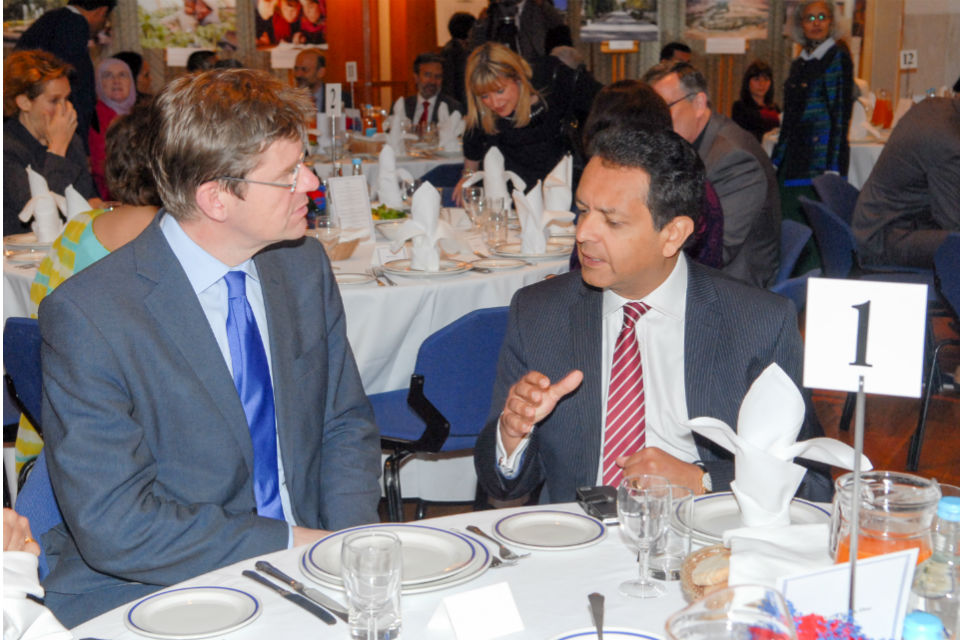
[457, 41, 599, 199]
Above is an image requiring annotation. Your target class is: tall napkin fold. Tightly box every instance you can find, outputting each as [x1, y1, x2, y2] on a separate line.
[18, 166, 63, 242]
[389, 181, 469, 271]
[513, 180, 575, 255]
[62, 184, 93, 222]
[436, 103, 464, 151]
[384, 112, 413, 155]
[687, 363, 872, 527]
[376, 144, 415, 209]
[462, 146, 525, 202]
[543, 154, 573, 212]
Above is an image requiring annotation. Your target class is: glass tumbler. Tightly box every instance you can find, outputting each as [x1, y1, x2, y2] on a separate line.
[341, 530, 402, 640]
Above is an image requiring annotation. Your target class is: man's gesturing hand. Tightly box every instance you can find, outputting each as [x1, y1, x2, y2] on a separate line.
[499, 370, 583, 455]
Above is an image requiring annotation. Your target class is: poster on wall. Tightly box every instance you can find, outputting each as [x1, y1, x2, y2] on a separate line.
[685, 0, 769, 41]
[580, 0, 658, 43]
[255, 0, 326, 48]
[138, 0, 236, 50]
[3, 0, 65, 43]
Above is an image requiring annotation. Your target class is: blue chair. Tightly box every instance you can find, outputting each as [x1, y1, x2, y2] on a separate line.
[14, 451, 60, 579]
[3, 318, 43, 429]
[775, 220, 813, 285]
[812, 174, 859, 224]
[907, 233, 960, 471]
[770, 269, 821, 314]
[371, 306, 509, 522]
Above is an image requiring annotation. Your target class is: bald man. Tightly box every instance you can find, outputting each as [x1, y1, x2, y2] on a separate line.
[293, 49, 352, 111]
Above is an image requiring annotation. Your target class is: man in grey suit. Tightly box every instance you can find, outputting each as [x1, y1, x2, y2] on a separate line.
[474, 126, 831, 505]
[395, 52, 464, 130]
[38, 69, 381, 626]
[645, 62, 781, 288]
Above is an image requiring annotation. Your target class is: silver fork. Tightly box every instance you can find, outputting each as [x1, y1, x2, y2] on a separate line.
[466, 525, 529, 561]
[374, 266, 398, 286]
[453, 528, 516, 567]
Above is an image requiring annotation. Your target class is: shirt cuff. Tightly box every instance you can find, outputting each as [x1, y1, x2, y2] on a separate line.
[286, 524, 294, 549]
[495, 418, 529, 479]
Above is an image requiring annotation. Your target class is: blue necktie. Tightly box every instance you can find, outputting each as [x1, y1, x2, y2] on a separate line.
[224, 270, 283, 520]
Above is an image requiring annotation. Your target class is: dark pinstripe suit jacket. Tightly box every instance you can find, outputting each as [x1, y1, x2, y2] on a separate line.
[474, 263, 833, 504]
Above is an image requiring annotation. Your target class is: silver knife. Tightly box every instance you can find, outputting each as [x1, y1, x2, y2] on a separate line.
[242, 570, 337, 625]
[255, 560, 350, 622]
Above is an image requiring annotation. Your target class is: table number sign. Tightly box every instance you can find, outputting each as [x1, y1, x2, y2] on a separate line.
[803, 278, 928, 397]
[325, 83, 342, 117]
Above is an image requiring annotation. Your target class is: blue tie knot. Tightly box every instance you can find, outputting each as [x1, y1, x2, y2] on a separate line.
[224, 270, 247, 299]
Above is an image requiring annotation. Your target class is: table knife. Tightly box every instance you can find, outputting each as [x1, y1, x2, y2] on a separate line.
[255, 560, 350, 622]
[242, 570, 337, 625]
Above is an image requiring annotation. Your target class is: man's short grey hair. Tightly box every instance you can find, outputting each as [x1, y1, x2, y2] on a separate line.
[641, 61, 710, 101]
[791, 0, 837, 44]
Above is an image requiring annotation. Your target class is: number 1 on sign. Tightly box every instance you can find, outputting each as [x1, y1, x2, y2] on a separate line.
[850, 301, 873, 367]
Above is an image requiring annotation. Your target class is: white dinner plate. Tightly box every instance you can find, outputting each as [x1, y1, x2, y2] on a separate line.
[382, 259, 471, 277]
[306, 524, 477, 586]
[335, 272, 374, 286]
[493, 241, 572, 260]
[375, 220, 407, 242]
[124, 586, 261, 639]
[550, 224, 576, 238]
[493, 510, 606, 551]
[471, 258, 526, 270]
[433, 148, 462, 158]
[675, 491, 831, 544]
[4, 232, 51, 251]
[549, 629, 663, 640]
[300, 528, 491, 594]
[5, 250, 46, 264]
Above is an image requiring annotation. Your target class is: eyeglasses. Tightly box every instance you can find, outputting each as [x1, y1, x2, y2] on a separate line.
[666, 92, 698, 108]
[218, 152, 306, 193]
[803, 12, 830, 22]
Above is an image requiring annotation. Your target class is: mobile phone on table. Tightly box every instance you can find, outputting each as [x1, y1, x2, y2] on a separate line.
[576, 485, 619, 525]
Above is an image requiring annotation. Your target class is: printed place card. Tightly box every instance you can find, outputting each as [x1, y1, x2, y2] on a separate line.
[428, 582, 524, 640]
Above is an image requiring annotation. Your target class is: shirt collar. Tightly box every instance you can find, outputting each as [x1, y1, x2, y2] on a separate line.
[800, 37, 835, 60]
[159, 212, 259, 295]
[602, 253, 688, 321]
[417, 94, 437, 106]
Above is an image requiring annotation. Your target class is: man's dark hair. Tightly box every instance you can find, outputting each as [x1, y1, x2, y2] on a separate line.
[659, 41, 691, 62]
[413, 52, 444, 74]
[545, 24, 573, 52]
[186, 50, 216, 72]
[582, 79, 672, 153]
[587, 125, 704, 230]
[448, 12, 476, 40]
[68, 0, 116, 10]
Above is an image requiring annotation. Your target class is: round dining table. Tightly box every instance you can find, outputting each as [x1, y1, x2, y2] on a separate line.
[70, 502, 688, 639]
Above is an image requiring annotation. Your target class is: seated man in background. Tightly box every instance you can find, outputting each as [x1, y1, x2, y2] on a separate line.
[852, 95, 960, 268]
[293, 48, 352, 111]
[394, 52, 464, 131]
[38, 69, 381, 626]
[474, 125, 831, 505]
[645, 61, 781, 289]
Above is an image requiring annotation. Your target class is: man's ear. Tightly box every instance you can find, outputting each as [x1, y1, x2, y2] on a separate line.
[194, 181, 229, 223]
[660, 215, 695, 258]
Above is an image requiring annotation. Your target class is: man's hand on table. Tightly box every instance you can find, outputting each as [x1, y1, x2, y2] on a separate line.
[618, 447, 707, 495]
[500, 370, 583, 456]
[293, 526, 331, 547]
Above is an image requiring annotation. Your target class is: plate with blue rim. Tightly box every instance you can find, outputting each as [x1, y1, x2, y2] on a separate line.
[675, 491, 830, 544]
[549, 629, 663, 640]
[124, 586, 261, 639]
[493, 510, 606, 551]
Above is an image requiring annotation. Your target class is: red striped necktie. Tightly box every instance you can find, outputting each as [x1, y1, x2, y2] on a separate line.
[602, 301, 650, 487]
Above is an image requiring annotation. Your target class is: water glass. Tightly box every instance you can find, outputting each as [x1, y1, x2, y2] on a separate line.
[462, 186, 484, 228]
[483, 207, 508, 248]
[314, 214, 341, 255]
[617, 474, 672, 598]
[341, 530, 402, 640]
[666, 584, 798, 640]
[650, 485, 695, 581]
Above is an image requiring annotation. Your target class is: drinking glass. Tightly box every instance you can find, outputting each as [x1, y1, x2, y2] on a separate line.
[314, 213, 341, 256]
[666, 584, 798, 640]
[421, 121, 438, 149]
[341, 530, 402, 640]
[462, 186, 484, 229]
[617, 474, 672, 598]
[650, 485, 695, 581]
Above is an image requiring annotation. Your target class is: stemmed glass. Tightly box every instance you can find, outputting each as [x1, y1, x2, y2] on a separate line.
[617, 474, 672, 598]
[462, 186, 484, 230]
[314, 213, 341, 256]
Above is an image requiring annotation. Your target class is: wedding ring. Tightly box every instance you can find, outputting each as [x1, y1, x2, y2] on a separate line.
[24, 536, 35, 545]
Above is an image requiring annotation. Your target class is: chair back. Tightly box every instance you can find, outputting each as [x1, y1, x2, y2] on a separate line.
[420, 164, 465, 207]
[799, 196, 858, 278]
[812, 174, 859, 224]
[414, 306, 509, 451]
[14, 451, 61, 580]
[3, 317, 43, 428]
[776, 220, 813, 285]
[934, 234, 960, 317]
[770, 269, 821, 314]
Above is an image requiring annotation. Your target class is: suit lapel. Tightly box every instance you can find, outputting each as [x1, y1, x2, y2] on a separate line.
[570, 281, 603, 477]
[684, 263, 721, 418]
[135, 219, 255, 470]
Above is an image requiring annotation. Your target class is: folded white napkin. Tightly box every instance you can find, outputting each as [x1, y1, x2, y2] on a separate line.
[848, 99, 871, 141]
[724, 524, 833, 588]
[376, 144, 415, 209]
[543, 154, 573, 212]
[62, 184, 93, 222]
[3, 551, 73, 640]
[316, 112, 331, 151]
[384, 112, 414, 155]
[513, 180, 576, 255]
[389, 181, 468, 271]
[462, 147, 525, 203]
[18, 166, 63, 243]
[436, 103, 464, 152]
[687, 363, 872, 527]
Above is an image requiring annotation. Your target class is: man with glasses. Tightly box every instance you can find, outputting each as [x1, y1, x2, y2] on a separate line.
[644, 61, 781, 289]
[37, 69, 381, 626]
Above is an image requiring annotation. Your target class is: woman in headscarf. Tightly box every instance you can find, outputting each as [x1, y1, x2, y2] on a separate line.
[88, 57, 136, 199]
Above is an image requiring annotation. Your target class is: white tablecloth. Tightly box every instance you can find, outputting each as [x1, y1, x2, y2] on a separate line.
[71, 503, 688, 639]
[762, 130, 885, 190]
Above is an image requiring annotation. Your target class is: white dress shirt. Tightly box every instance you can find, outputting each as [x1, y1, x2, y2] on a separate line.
[498, 254, 699, 480]
[160, 214, 297, 543]
[412, 94, 438, 124]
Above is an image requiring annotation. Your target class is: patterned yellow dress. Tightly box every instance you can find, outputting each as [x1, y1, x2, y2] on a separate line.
[15, 209, 109, 472]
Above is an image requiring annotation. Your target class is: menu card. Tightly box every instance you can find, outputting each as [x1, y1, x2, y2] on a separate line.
[326, 175, 375, 240]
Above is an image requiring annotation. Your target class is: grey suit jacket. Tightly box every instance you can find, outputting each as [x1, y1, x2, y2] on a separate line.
[474, 264, 832, 504]
[38, 214, 381, 625]
[401, 94, 464, 124]
[698, 113, 781, 288]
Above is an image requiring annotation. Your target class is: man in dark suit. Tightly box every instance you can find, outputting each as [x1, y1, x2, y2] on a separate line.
[293, 48, 352, 111]
[645, 62, 781, 289]
[16, 0, 116, 149]
[38, 69, 381, 626]
[396, 52, 464, 130]
[474, 126, 831, 504]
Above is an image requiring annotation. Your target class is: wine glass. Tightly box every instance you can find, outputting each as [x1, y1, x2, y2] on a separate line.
[617, 474, 672, 598]
[314, 213, 341, 256]
[462, 186, 484, 229]
[665, 585, 798, 640]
